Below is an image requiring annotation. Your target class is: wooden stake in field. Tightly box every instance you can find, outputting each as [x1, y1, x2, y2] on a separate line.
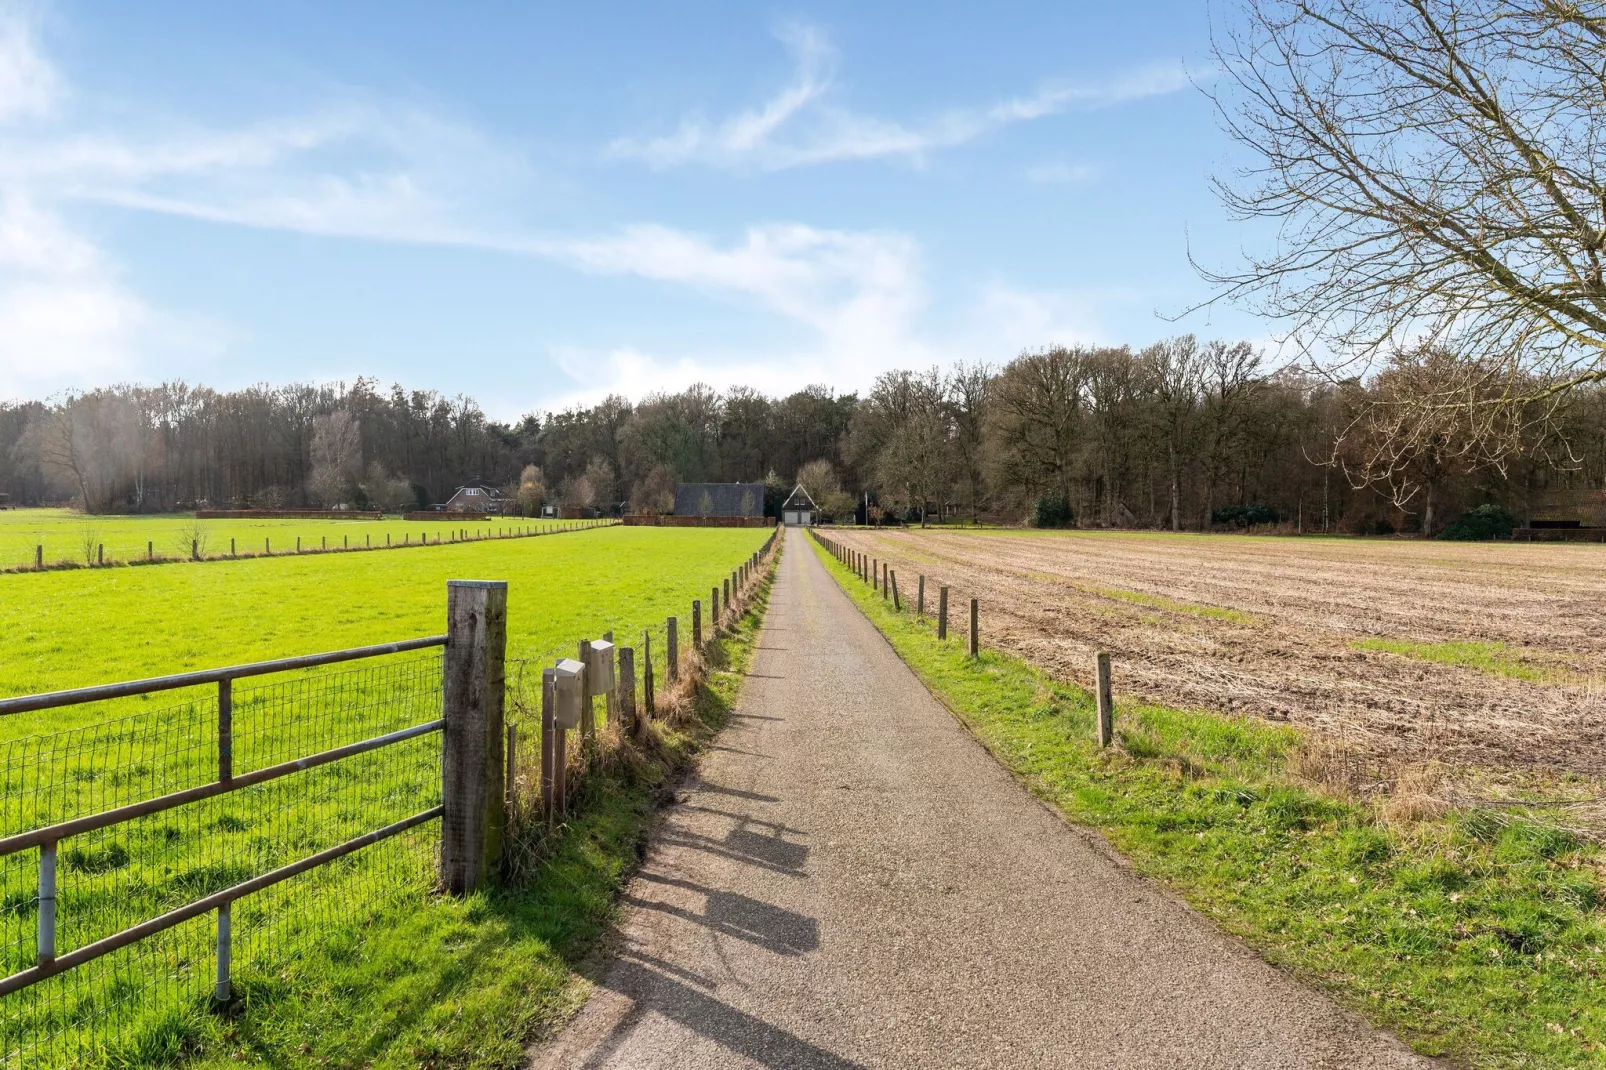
[578, 639, 595, 746]
[35, 545, 41, 569]
[692, 601, 702, 651]
[969, 599, 979, 657]
[643, 630, 655, 717]
[891, 571, 901, 610]
[620, 647, 638, 735]
[918, 575, 925, 616]
[711, 587, 720, 634]
[667, 616, 679, 683]
[147, 541, 153, 561]
[1095, 652, 1113, 748]
[938, 586, 949, 640]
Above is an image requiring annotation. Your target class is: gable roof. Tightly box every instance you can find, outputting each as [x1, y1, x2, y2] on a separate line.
[673, 482, 765, 517]
[781, 484, 818, 511]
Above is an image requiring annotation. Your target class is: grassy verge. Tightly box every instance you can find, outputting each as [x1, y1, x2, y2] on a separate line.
[1353, 637, 1568, 684]
[811, 536, 1606, 1068]
[163, 545, 781, 1068]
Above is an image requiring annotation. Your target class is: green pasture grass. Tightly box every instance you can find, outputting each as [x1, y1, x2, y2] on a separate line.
[812, 537, 1606, 1068]
[1353, 637, 1568, 684]
[0, 507, 573, 571]
[0, 525, 767, 735]
[0, 529, 775, 1067]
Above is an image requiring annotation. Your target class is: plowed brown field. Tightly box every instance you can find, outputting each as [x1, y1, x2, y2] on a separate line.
[828, 528, 1606, 778]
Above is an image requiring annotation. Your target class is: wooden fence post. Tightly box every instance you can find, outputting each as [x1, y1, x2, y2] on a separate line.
[918, 575, 925, 616]
[620, 647, 638, 735]
[872, 558, 878, 592]
[541, 668, 555, 820]
[711, 587, 720, 635]
[603, 631, 617, 725]
[440, 579, 508, 895]
[668, 616, 680, 683]
[723, 578, 731, 619]
[938, 586, 949, 640]
[35, 545, 41, 569]
[643, 630, 655, 717]
[692, 601, 702, 651]
[505, 723, 518, 810]
[1096, 652, 1113, 747]
[969, 599, 979, 657]
[882, 564, 889, 601]
[891, 571, 900, 610]
[578, 640, 595, 745]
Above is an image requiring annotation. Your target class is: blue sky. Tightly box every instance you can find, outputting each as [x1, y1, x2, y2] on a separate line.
[0, 1, 1271, 418]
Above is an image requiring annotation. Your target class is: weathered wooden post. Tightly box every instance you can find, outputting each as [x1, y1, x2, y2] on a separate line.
[35, 545, 41, 569]
[872, 558, 878, 592]
[667, 616, 680, 683]
[228, 538, 234, 558]
[1096, 652, 1113, 747]
[265, 537, 270, 555]
[541, 668, 555, 819]
[440, 579, 508, 895]
[643, 630, 655, 716]
[619, 646, 638, 735]
[938, 586, 949, 640]
[322, 535, 327, 551]
[147, 540, 153, 561]
[297, 537, 301, 553]
[723, 578, 731, 618]
[192, 538, 198, 561]
[711, 587, 720, 634]
[578, 639, 595, 744]
[882, 564, 890, 601]
[891, 571, 901, 610]
[918, 575, 926, 617]
[969, 599, 979, 657]
[97, 544, 103, 567]
[692, 601, 702, 651]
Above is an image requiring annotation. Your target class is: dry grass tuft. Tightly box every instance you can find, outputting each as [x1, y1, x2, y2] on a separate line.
[1382, 761, 1451, 826]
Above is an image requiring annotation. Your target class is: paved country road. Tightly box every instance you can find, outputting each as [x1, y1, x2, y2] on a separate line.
[530, 527, 1436, 1070]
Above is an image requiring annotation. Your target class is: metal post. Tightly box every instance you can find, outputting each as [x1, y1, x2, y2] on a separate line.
[218, 678, 232, 781]
[938, 586, 949, 640]
[667, 617, 679, 683]
[505, 723, 518, 810]
[1096, 652, 1114, 747]
[214, 902, 232, 1003]
[37, 842, 55, 964]
[440, 579, 509, 895]
[969, 599, 979, 657]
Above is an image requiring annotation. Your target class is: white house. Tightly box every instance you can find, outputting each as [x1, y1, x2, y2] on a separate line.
[781, 484, 818, 526]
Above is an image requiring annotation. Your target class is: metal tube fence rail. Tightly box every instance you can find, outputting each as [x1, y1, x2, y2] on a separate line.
[0, 580, 512, 1066]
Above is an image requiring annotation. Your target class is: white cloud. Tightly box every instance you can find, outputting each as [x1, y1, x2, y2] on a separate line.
[0, 4, 58, 123]
[1024, 159, 1098, 184]
[608, 27, 1193, 171]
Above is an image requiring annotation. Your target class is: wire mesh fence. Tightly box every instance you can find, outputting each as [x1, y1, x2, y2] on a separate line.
[0, 651, 443, 1068]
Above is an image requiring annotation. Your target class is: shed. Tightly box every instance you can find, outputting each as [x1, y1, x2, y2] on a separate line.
[1530, 488, 1606, 529]
[443, 482, 507, 514]
[780, 484, 818, 526]
[673, 482, 764, 518]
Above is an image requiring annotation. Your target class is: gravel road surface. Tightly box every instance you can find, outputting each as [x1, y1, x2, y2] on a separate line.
[530, 527, 1435, 1069]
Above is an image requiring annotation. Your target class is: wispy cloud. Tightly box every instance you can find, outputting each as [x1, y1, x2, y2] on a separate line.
[607, 26, 1193, 171]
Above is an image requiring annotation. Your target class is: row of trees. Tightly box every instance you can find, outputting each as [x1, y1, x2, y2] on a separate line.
[6, 335, 1606, 533]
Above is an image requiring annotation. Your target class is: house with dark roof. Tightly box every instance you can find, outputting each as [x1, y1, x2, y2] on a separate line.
[673, 482, 765, 518]
[442, 482, 509, 514]
[780, 484, 817, 526]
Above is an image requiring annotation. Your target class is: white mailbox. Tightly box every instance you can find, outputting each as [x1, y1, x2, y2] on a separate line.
[552, 658, 586, 730]
[587, 640, 616, 696]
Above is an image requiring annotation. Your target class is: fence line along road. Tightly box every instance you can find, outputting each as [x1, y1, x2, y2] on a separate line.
[6, 517, 617, 575]
[0, 526, 781, 1065]
[811, 529, 1124, 750]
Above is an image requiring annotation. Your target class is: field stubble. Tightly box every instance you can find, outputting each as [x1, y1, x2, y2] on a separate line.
[831, 529, 1606, 788]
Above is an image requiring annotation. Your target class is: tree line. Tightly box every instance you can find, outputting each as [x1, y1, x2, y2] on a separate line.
[5, 336, 1605, 533]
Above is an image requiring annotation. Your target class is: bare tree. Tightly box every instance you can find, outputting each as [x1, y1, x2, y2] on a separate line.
[1142, 336, 1207, 530]
[1205, 0, 1606, 468]
[307, 410, 362, 506]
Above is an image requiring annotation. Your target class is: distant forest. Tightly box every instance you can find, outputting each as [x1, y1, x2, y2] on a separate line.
[6, 335, 1606, 534]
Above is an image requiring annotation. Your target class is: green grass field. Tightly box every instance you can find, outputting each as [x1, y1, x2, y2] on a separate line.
[0, 508, 577, 571]
[812, 535, 1606, 1070]
[0, 526, 773, 1067]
